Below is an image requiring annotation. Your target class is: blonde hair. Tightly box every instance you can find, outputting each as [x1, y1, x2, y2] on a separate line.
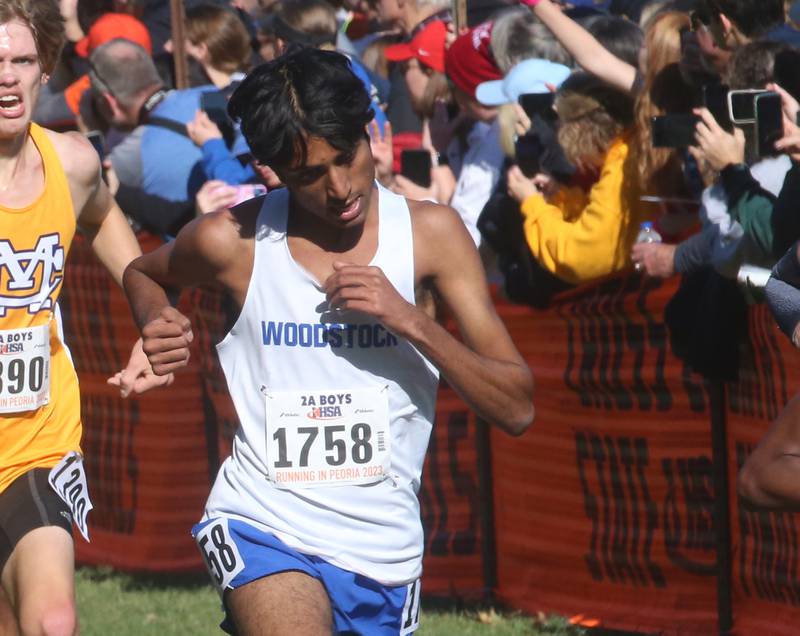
[497, 103, 518, 158]
[555, 73, 632, 172]
[361, 34, 399, 80]
[558, 110, 625, 172]
[185, 4, 252, 74]
[415, 71, 450, 119]
[630, 11, 693, 194]
[0, 0, 64, 74]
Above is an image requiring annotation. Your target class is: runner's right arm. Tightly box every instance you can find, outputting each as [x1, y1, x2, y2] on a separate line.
[122, 207, 251, 375]
[738, 394, 800, 510]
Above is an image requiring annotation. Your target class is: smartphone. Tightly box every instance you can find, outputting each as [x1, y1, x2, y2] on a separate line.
[651, 114, 700, 148]
[702, 82, 732, 131]
[774, 49, 800, 103]
[728, 89, 767, 124]
[755, 92, 783, 157]
[232, 184, 268, 207]
[518, 93, 556, 123]
[514, 134, 543, 178]
[401, 149, 432, 188]
[200, 90, 229, 125]
[85, 130, 105, 160]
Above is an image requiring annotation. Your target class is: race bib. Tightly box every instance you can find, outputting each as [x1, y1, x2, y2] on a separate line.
[265, 387, 391, 488]
[195, 518, 245, 592]
[48, 451, 93, 542]
[0, 323, 49, 413]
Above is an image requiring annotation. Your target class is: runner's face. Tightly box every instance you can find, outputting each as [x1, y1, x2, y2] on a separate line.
[280, 135, 375, 230]
[0, 21, 43, 139]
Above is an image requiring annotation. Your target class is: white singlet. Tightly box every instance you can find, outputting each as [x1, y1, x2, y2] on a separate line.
[205, 183, 440, 585]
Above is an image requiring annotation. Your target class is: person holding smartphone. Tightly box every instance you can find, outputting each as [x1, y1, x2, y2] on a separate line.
[391, 23, 507, 247]
[382, 20, 456, 201]
[633, 42, 799, 279]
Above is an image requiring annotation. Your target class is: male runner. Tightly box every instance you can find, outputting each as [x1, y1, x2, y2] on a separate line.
[124, 47, 534, 635]
[0, 1, 166, 634]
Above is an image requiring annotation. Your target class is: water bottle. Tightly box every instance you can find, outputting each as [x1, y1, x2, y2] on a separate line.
[634, 221, 661, 271]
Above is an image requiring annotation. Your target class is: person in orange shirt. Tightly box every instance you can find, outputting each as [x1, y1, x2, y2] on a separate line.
[0, 2, 167, 634]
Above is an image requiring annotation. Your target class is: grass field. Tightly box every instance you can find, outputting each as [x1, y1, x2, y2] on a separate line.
[75, 567, 584, 635]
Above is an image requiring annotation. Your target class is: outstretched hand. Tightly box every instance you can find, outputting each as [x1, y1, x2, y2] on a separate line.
[107, 338, 175, 398]
[769, 83, 800, 161]
[369, 120, 394, 185]
[690, 107, 745, 172]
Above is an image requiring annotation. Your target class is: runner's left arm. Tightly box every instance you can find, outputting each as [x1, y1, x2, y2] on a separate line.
[324, 201, 534, 435]
[67, 135, 172, 394]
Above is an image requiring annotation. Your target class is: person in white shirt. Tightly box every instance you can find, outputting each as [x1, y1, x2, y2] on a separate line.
[122, 47, 533, 635]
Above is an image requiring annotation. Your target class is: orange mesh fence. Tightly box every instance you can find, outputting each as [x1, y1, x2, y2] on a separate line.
[61, 234, 800, 632]
[726, 303, 800, 636]
[491, 274, 719, 634]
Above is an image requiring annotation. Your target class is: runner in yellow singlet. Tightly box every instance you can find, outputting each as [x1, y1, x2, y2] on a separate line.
[0, 2, 169, 634]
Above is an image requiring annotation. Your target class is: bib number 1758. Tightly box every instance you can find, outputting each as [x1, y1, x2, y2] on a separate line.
[272, 422, 374, 468]
[265, 387, 391, 488]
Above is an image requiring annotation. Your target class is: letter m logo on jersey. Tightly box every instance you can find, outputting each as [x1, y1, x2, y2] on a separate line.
[0, 233, 65, 317]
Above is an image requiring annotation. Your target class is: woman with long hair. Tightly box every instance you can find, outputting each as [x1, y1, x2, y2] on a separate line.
[630, 11, 694, 197]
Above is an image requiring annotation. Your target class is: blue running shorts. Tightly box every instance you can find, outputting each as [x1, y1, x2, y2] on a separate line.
[192, 517, 421, 635]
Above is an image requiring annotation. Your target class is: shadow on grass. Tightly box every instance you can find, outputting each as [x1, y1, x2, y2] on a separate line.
[421, 595, 585, 635]
[78, 565, 212, 592]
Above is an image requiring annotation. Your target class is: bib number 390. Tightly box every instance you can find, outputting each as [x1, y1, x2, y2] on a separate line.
[0, 324, 50, 413]
[195, 519, 244, 591]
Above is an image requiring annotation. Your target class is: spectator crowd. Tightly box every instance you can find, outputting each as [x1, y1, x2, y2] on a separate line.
[39, 0, 800, 360]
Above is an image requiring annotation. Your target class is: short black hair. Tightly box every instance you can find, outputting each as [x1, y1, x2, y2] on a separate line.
[580, 14, 643, 68]
[702, 0, 785, 39]
[228, 47, 374, 169]
[728, 40, 790, 89]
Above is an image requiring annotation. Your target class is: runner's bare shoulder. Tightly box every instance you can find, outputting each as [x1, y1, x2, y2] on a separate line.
[173, 193, 263, 280]
[42, 129, 101, 191]
[405, 198, 478, 277]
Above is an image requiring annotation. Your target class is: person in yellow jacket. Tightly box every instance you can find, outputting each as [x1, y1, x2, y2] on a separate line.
[507, 73, 650, 285]
[0, 2, 169, 634]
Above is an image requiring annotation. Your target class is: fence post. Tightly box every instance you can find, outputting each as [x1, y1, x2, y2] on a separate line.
[710, 379, 734, 634]
[169, 0, 188, 89]
[475, 418, 497, 601]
